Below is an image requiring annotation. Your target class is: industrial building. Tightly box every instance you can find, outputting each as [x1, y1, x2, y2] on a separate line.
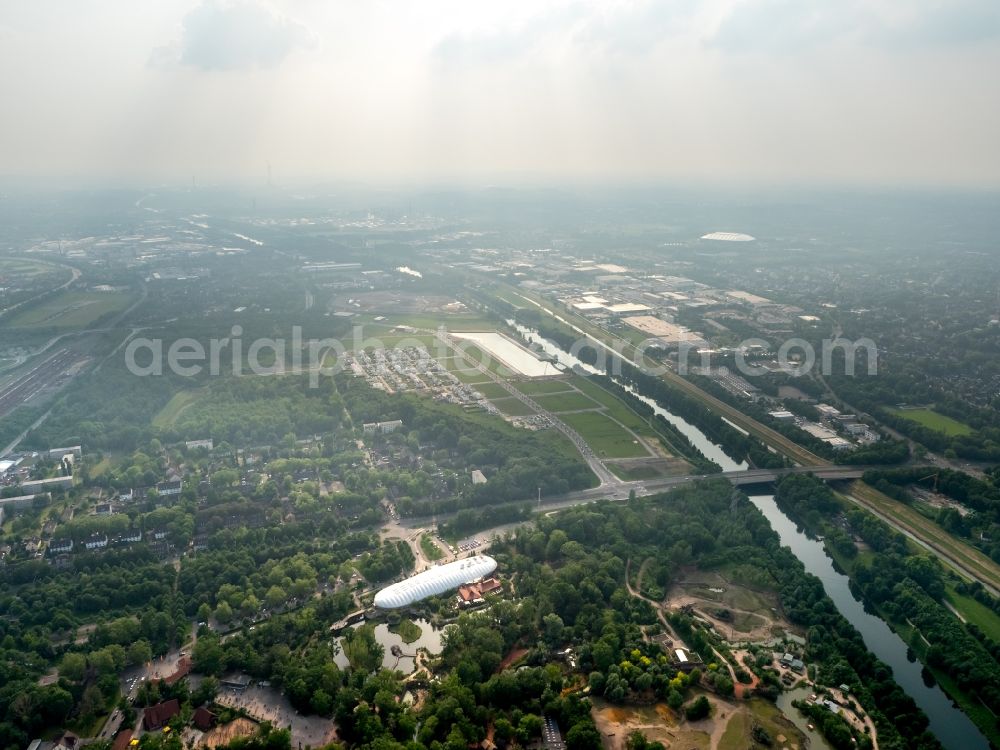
[374, 555, 497, 609]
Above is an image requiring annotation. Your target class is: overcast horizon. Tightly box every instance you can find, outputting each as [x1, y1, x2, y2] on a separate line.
[2, 0, 1000, 189]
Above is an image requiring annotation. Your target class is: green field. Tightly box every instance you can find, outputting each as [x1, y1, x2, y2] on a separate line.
[889, 407, 973, 436]
[532, 391, 599, 412]
[572, 377, 662, 440]
[490, 397, 536, 416]
[514, 379, 573, 395]
[420, 534, 443, 562]
[2, 258, 64, 277]
[355, 334, 442, 351]
[360, 313, 495, 332]
[451, 368, 492, 384]
[9, 289, 133, 329]
[471, 382, 509, 399]
[946, 586, 1000, 642]
[559, 411, 646, 458]
[152, 389, 203, 428]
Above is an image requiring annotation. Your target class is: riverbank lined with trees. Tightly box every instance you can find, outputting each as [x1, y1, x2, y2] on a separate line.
[775, 473, 1000, 746]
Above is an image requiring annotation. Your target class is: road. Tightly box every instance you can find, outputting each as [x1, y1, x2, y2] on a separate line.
[392, 466, 867, 531]
[436, 330, 622, 488]
[494, 287, 1000, 596]
[0, 256, 81, 319]
[509, 288, 830, 467]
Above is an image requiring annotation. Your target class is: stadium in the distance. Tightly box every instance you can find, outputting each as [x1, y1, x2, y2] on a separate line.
[374, 555, 497, 609]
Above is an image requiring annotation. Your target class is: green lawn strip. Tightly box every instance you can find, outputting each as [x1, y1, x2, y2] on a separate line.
[151, 388, 203, 428]
[945, 586, 1000, 642]
[353, 334, 442, 351]
[452, 369, 493, 384]
[471, 382, 509, 399]
[489, 397, 535, 417]
[531, 391, 600, 412]
[514, 379, 574, 395]
[419, 534, 443, 562]
[607, 463, 663, 481]
[559, 410, 647, 458]
[355, 313, 495, 331]
[888, 407, 973, 436]
[820, 493, 1000, 747]
[10, 290, 133, 329]
[849, 480, 1000, 592]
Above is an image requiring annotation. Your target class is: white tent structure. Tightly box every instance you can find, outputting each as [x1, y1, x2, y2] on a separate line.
[374, 555, 497, 609]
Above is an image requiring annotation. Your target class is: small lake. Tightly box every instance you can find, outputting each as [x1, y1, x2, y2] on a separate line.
[774, 685, 835, 750]
[334, 618, 447, 674]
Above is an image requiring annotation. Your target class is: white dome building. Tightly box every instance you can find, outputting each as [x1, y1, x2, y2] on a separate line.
[374, 555, 497, 609]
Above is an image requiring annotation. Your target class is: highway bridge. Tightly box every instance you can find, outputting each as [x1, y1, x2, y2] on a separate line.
[637, 465, 865, 492]
[396, 465, 868, 528]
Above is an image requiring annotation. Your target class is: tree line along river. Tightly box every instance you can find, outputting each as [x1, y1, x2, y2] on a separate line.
[510, 322, 989, 750]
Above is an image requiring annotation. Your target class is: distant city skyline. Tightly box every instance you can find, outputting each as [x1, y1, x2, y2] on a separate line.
[2, 0, 999, 187]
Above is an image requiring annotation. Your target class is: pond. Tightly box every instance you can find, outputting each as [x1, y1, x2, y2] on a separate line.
[334, 618, 448, 674]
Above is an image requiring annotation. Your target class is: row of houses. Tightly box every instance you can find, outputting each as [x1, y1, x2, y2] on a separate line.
[119, 480, 182, 502]
[48, 528, 170, 556]
[362, 419, 403, 435]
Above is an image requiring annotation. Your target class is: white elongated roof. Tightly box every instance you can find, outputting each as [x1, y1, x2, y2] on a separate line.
[373, 555, 497, 609]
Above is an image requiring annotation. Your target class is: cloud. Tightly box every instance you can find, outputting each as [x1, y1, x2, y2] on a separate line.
[151, 0, 315, 71]
[707, 0, 1000, 55]
[573, 0, 699, 57]
[432, 5, 587, 70]
[872, 0, 1000, 48]
[707, 0, 863, 54]
[430, 1, 700, 72]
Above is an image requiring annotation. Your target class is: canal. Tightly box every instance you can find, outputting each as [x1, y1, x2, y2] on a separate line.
[751, 493, 989, 750]
[509, 320, 989, 748]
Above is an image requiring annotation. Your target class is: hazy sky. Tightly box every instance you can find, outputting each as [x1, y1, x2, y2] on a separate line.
[2, 0, 999, 187]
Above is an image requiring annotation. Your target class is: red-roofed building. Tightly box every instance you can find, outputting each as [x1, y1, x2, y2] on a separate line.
[193, 707, 217, 731]
[111, 730, 133, 750]
[164, 656, 191, 685]
[143, 698, 180, 730]
[457, 577, 502, 606]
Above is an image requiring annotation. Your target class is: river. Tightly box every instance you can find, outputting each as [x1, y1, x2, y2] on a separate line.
[752, 493, 989, 750]
[508, 321, 747, 471]
[507, 319, 988, 748]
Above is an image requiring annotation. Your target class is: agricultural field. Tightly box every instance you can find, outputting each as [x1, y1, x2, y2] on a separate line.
[8, 289, 133, 330]
[889, 407, 973, 436]
[559, 410, 646, 458]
